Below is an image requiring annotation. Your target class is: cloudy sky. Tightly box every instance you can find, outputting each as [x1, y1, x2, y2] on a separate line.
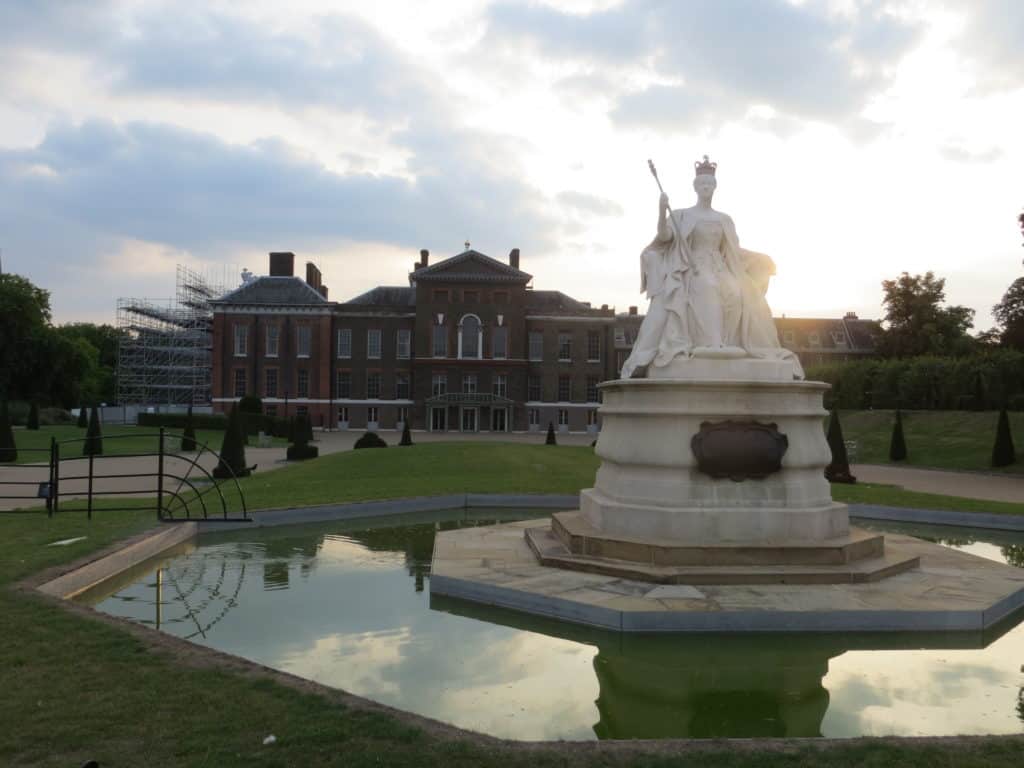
[2, 0, 1022, 328]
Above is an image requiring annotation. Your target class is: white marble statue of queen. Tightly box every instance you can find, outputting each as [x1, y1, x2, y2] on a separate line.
[620, 156, 805, 380]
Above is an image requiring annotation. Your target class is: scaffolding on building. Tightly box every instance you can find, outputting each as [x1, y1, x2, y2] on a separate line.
[117, 265, 232, 406]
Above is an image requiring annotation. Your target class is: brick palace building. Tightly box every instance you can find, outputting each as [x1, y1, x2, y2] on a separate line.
[210, 249, 877, 433]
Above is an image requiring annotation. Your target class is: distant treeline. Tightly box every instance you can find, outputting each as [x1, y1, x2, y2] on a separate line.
[807, 350, 1024, 411]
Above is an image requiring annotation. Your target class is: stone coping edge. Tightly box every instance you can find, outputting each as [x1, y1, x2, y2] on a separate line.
[35, 496, 1022, 603]
[429, 574, 1024, 633]
[37, 522, 198, 600]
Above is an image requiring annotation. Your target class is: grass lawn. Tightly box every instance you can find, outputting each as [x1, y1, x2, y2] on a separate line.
[4, 444, 1024, 765]
[840, 410, 1024, 474]
[8, 424, 284, 464]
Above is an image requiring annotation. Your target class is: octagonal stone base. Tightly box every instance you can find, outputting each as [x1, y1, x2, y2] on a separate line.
[429, 520, 1024, 632]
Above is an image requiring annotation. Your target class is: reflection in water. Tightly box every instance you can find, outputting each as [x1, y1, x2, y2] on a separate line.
[76, 511, 1024, 741]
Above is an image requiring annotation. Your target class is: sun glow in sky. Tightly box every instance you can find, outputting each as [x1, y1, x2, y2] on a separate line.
[1, 0, 1022, 327]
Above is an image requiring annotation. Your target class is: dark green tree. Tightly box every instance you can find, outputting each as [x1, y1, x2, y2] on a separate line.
[877, 272, 975, 358]
[26, 401, 39, 430]
[83, 405, 103, 456]
[181, 406, 197, 451]
[545, 422, 557, 445]
[213, 406, 250, 479]
[993, 276, 1024, 351]
[991, 408, 1016, 468]
[399, 419, 413, 446]
[889, 409, 907, 462]
[824, 408, 856, 483]
[76, 406, 88, 428]
[354, 431, 387, 449]
[0, 401, 17, 462]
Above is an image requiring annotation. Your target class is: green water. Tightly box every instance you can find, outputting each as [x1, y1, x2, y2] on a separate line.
[77, 510, 1024, 740]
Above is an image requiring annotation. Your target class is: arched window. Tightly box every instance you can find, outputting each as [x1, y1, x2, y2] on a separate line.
[459, 314, 482, 359]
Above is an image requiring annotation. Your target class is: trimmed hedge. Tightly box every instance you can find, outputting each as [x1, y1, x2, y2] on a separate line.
[808, 350, 1024, 411]
[354, 431, 387, 449]
[138, 411, 293, 438]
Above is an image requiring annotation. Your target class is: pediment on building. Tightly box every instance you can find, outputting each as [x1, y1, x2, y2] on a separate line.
[412, 250, 532, 284]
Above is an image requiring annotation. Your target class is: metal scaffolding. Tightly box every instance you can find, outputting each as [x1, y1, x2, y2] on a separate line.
[117, 265, 231, 406]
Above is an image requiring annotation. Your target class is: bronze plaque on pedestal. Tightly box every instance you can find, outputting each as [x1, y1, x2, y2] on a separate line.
[691, 421, 788, 481]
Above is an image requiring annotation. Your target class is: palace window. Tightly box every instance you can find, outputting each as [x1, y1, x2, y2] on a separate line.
[297, 369, 309, 398]
[528, 375, 541, 401]
[558, 333, 572, 362]
[557, 408, 569, 426]
[296, 326, 311, 358]
[459, 315, 482, 359]
[586, 375, 599, 403]
[265, 325, 279, 358]
[233, 325, 248, 357]
[366, 372, 382, 399]
[493, 374, 508, 398]
[397, 406, 409, 425]
[265, 368, 278, 398]
[367, 329, 382, 359]
[395, 372, 410, 399]
[337, 328, 352, 358]
[558, 375, 571, 401]
[463, 374, 478, 394]
[587, 330, 601, 362]
[431, 373, 447, 396]
[492, 326, 508, 359]
[336, 371, 351, 399]
[528, 408, 540, 427]
[396, 329, 411, 359]
[233, 369, 247, 397]
[367, 406, 379, 424]
[432, 324, 448, 358]
[528, 331, 543, 361]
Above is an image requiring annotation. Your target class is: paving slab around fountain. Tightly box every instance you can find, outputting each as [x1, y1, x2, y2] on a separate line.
[429, 518, 1024, 633]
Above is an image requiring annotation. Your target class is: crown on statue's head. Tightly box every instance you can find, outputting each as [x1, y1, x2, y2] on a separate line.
[694, 154, 717, 177]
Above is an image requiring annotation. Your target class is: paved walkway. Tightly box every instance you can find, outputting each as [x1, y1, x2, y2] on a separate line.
[851, 464, 1024, 504]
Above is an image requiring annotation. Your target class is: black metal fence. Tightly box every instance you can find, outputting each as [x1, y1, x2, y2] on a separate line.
[0, 429, 248, 522]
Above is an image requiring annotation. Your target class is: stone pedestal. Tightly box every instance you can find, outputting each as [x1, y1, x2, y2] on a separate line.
[582, 373, 845, 544]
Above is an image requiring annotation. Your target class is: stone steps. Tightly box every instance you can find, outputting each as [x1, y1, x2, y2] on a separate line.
[552, 510, 885, 566]
[526, 525, 920, 586]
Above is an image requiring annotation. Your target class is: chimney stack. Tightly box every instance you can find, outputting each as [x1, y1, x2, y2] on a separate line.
[305, 262, 322, 291]
[629, 305, 638, 316]
[509, 247, 520, 269]
[420, 249, 429, 268]
[318, 285, 328, 300]
[269, 251, 295, 277]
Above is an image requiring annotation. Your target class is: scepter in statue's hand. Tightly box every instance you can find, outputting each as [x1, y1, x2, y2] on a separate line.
[648, 159, 670, 213]
[648, 158, 689, 273]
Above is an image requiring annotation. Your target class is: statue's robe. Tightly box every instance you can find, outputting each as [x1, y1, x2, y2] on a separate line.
[623, 206, 804, 379]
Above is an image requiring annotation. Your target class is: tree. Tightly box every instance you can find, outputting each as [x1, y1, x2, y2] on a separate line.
[399, 419, 413, 446]
[83, 406, 103, 456]
[877, 272, 975, 358]
[213, 406, 250, 479]
[824, 409, 856, 483]
[991, 408, 1016, 468]
[286, 414, 319, 460]
[545, 422, 557, 445]
[0, 401, 17, 462]
[77, 406, 88, 428]
[0, 273, 52, 400]
[993, 277, 1024, 351]
[889, 409, 907, 461]
[181, 406, 197, 452]
[26, 402, 40, 431]
[54, 323, 122, 404]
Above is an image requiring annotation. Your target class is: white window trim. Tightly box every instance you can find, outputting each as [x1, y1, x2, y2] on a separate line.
[396, 329, 411, 360]
[528, 332, 544, 362]
[493, 326, 508, 360]
[557, 333, 572, 362]
[265, 325, 279, 358]
[296, 326, 311, 359]
[233, 325, 248, 357]
[337, 328, 352, 359]
[457, 314, 483, 360]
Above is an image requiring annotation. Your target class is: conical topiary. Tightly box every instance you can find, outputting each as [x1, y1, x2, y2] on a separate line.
[992, 407, 1016, 468]
[0, 401, 17, 462]
[545, 421, 557, 445]
[399, 419, 413, 446]
[286, 413, 319, 460]
[76, 406, 88, 428]
[83, 405, 103, 456]
[181, 406, 197, 451]
[824, 408, 856, 483]
[26, 401, 40, 430]
[889, 408, 907, 462]
[213, 406, 250, 479]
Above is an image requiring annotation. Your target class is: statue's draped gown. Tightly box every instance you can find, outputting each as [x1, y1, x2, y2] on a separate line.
[621, 206, 804, 379]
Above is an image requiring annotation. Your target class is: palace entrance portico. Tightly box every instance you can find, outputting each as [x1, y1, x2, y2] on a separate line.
[425, 393, 514, 433]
